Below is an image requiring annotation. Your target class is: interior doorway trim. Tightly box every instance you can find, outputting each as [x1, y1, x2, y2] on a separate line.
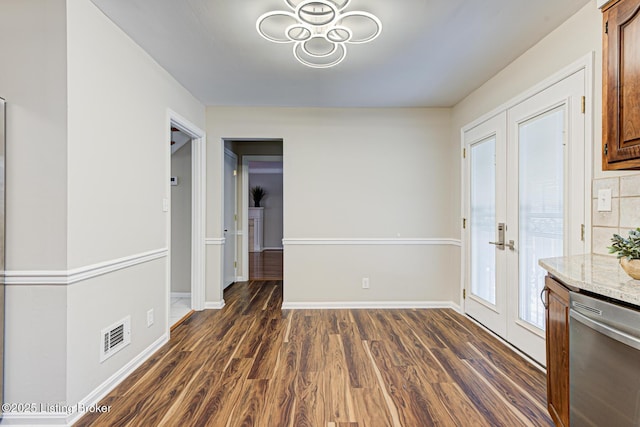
[241, 155, 284, 281]
[168, 109, 206, 314]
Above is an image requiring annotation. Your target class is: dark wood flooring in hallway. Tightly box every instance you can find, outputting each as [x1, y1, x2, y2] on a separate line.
[76, 280, 552, 426]
[249, 250, 283, 280]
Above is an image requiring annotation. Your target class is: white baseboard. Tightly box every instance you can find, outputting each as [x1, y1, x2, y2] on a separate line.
[0, 334, 169, 427]
[281, 301, 461, 310]
[67, 333, 169, 425]
[236, 276, 247, 282]
[170, 292, 191, 299]
[0, 411, 68, 426]
[204, 300, 225, 309]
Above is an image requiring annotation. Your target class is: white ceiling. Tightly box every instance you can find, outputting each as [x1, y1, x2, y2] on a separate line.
[90, 0, 591, 108]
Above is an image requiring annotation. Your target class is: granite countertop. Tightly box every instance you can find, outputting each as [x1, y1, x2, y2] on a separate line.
[539, 254, 640, 307]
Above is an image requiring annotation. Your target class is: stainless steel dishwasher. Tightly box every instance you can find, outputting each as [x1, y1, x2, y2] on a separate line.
[569, 291, 640, 427]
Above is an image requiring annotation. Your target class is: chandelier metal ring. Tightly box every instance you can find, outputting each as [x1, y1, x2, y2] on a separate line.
[257, 0, 380, 68]
[293, 42, 347, 68]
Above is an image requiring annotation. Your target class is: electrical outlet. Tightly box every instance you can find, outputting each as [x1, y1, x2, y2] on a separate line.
[362, 277, 370, 289]
[147, 309, 154, 327]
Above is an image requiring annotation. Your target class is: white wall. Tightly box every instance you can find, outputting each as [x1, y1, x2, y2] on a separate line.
[207, 107, 460, 305]
[66, 0, 205, 269]
[0, 0, 206, 419]
[0, 0, 68, 270]
[0, 0, 69, 406]
[171, 143, 192, 293]
[64, 0, 205, 407]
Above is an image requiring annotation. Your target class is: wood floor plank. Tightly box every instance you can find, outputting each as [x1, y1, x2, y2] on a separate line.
[249, 250, 283, 280]
[366, 311, 414, 367]
[299, 313, 327, 373]
[293, 371, 326, 427]
[77, 281, 552, 427]
[263, 341, 298, 427]
[429, 382, 493, 427]
[465, 358, 552, 426]
[339, 322, 377, 389]
[397, 310, 448, 349]
[192, 358, 252, 427]
[428, 310, 480, 360]
[324, 334, 356, 424]
[155, 369, 219, 427]
[247, 317, 286, 379]
[350, 310, 381, 341]
[368, 340, 454, 427]
[350, 387, 396, 427]
[431, 347, 538, 427]
[228, 378, 269, 427]
[400, 328, 452, 384]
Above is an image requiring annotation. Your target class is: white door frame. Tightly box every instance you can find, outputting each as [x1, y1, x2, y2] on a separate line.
[461, 53, 593, 311]
[241, 155, 284, 281]
[223, 148, 238, 288]
[167, 109, 206, 320]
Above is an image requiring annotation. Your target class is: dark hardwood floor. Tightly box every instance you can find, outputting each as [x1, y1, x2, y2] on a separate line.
[249, 250, 283, 280]
[76, 281, 552, 426]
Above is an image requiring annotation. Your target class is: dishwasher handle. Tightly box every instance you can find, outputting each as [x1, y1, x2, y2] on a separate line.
[570, 309, 640, 351]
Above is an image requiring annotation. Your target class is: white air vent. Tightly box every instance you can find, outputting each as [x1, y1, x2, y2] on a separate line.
[100, 316, 131, 362]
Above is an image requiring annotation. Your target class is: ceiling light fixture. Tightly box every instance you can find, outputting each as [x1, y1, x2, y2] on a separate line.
[256, 0, 382, 68]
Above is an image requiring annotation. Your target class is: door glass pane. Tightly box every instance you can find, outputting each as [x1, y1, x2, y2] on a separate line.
[519, 107, 564, 330]
[470, 137, 496, 305]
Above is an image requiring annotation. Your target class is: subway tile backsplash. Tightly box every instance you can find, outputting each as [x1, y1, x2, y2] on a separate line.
[592, 173, 640, 255]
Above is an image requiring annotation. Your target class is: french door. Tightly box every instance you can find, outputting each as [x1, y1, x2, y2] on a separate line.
[464, 70, 586, 365]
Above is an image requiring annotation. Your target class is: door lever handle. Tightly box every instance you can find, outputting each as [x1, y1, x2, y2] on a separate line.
[489, 222, 506, 250]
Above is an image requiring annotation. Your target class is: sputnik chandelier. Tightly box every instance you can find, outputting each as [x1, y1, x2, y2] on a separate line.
[256, 0, 382, 68]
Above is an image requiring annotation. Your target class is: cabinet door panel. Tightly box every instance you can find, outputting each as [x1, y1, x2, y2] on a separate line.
[621, 10, 640, 146]
[545, 276, 570, 427]
[603, 0, 640, 169]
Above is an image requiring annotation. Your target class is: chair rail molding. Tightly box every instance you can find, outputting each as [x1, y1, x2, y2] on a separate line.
[282, 238, 462, 246]
[3, 248, 168, 286]
[205, 238, 226, 245]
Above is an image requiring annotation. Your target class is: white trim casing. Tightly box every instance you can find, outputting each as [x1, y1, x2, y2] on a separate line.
[168, 110, 207, 313]
[4, 248, 168, 286]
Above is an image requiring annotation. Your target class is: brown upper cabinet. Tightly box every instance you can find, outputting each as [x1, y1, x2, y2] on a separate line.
[603, 0, 640, 170]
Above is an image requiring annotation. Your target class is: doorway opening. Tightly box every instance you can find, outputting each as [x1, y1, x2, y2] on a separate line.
[245, 156, 284, 280]
[170, 129, 193, 326]
[168, 112, 206, 332]
[222, 140, 284, 289]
